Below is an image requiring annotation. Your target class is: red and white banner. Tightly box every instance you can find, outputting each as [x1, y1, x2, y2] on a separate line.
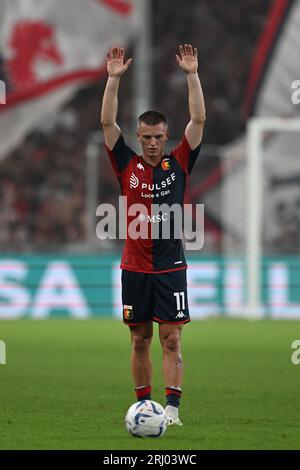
[0, 0, 137, 158]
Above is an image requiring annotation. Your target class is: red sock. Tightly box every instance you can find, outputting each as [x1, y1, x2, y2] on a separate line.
[165, 386, 182, 408]
[135, 385, 152, 401]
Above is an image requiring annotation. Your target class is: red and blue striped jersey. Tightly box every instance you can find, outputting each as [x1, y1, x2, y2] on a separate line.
[105, 134, 201, 273]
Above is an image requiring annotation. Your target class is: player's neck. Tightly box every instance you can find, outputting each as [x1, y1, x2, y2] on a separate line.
[142, 152, 164, 167]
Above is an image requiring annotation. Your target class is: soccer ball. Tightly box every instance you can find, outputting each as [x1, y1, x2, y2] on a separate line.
[125, 400, 167, 438]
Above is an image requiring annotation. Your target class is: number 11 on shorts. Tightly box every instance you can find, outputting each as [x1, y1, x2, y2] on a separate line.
[174, 291, 185, 310]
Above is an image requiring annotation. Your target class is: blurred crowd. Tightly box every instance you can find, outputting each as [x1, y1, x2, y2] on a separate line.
[0, 1, 273, 252]
[151, 0, 272, 144]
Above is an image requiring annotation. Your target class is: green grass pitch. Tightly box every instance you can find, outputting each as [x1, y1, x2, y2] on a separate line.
[0, 318, 299, 450]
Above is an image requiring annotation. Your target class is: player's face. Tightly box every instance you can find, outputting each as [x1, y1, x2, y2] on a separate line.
[136, 122, 169, 162]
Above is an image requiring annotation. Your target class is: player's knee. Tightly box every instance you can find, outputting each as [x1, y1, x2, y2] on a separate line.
[162, 332, 181, 354]
[132, 334, 152, 354]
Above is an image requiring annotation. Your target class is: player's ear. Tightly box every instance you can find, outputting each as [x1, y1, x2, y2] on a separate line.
[136, 131, 141, 143]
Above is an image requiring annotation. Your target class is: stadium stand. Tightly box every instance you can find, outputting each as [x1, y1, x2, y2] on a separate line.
[0, 1, 272, 251]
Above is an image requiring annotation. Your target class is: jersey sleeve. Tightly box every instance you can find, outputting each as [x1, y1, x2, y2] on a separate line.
[170, 134, 202, 175]
[105, 134, 135, 176]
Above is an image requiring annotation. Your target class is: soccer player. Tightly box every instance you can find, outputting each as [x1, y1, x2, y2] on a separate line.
[101, 45, 205, 425]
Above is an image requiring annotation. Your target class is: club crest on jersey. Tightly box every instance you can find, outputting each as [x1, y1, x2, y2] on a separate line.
[161, 158, 171, 171]
[123, 305, 133, 320]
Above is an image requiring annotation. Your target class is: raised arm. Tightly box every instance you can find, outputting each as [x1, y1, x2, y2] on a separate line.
[176, 44, 206, 149]
[101, 47, 132, 150]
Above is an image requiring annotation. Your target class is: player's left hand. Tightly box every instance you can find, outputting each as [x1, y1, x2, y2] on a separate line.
[176, 44, 198, 74]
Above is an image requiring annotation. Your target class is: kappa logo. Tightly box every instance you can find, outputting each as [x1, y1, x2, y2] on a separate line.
[123, 305, 133, 320]
[129, 173, 139, 189]
[175, 311, 185, 319]
[137, 163, 145, 171]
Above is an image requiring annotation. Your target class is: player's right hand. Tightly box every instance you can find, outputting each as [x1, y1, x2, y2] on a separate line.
[107, 47, 132, 77]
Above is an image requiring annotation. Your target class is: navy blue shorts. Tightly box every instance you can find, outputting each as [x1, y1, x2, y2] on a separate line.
[121, 269, 190, 326]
